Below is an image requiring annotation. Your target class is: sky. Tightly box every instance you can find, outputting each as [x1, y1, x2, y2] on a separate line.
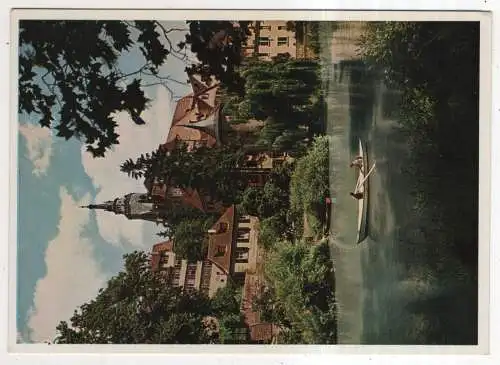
[16, 21, 193, 343]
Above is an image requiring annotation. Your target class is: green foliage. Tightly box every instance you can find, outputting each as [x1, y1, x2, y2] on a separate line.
[211, 281, 242, 317]
[258, 215, 287, 250]
[18, 20, 178, 157]
[239, 160, 297, 248]
[121, 142, 248, 204]
[359, 22, 479, 134]
[184, 21, 252, 94]
[290, 135, 330, 235]
[19, 20, 251, 157]
[54, 251, 213, 344]
[156, 203, 212, 239]
[240, 181, 288, 220]
[171, 216, 217, 261]
[222, 56, 325, 153]
[263, 240, 336, 344]
[217, 313, 248, 344]
[289, 21, 323, 55]
[359, 21, 479, 272]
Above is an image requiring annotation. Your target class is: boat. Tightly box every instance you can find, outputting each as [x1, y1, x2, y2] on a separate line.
[355, 139, 375, 244]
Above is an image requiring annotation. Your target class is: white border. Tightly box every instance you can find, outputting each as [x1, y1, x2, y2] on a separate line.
[2, 2, 498, 365]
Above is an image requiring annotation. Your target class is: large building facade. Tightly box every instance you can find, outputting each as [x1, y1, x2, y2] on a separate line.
[150, 205, 277, 343]
[243, 21, 297, 61]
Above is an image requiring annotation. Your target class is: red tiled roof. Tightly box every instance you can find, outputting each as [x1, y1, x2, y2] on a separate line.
[206, 205, 235, 274]
[241, 273, 277, 343]
[241, 273, 263, 325]
[151, 240, 173, 271]
[164, 79, 220, 150]
[152, 240, 173, 253]
[172, 95, 195, 126]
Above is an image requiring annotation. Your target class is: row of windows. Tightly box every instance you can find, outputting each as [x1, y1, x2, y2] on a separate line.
[258, 36, 290, 47]
[258, 52, 287, 58]
[258, 25, 287, 31]
[185, 263, 198, 289]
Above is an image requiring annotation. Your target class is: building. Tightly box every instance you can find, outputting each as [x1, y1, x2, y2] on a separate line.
[150, 205, 277, 343]
[160, 74, 223, 153]
[151, 240, 223, 297]
[241, 273, 280, 343]
[243, 21, 297, 61]
[147, 72, 291, 213]
[150, 205, 256, 297]
[81, 192, 165, 225]
[82, 70, 291, 224]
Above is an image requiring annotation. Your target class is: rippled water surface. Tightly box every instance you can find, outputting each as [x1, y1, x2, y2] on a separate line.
[322, 22, 478, 345]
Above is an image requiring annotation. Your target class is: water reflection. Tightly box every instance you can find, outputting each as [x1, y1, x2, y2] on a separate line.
[325, 30, 477, 344]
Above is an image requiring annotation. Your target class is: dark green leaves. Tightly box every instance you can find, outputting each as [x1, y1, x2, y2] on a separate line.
[184, 21, 252, 93]
[54, 251, 213, 344]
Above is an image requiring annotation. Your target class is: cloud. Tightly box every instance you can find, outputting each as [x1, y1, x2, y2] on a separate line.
[19, 123, 53, 177]
[27, 188, 107, 343]
[82, 86, 175, 248]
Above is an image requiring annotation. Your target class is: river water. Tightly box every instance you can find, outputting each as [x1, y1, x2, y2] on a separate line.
[322, 23, 478, 345]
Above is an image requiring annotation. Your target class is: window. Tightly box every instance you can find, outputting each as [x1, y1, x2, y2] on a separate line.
[185, 264, 197, 289]
[200, 261, 212, 295]
[217, 222, 229, 233]
[258, 37, 270, 46]
[237, 227, 251, 243]
[235, 248, 249, 262]
[257, 52, 269, 58]
[277, 37, 289, 46]
[259, 25, 271, 30]
[277, 25, 286, 30]
[215, 245, 226, 257]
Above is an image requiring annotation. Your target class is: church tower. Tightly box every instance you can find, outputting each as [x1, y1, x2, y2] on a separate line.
[81, 192, 165, 224]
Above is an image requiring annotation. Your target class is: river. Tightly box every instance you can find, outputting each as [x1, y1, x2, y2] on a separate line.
[322, 22, 478, 345]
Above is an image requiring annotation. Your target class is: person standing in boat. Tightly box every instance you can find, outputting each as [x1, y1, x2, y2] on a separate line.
[350, 156, 365, 200]
[350, 162, 377, 200]
[350, 156, 363, 169]
[350, 191, 364, 200]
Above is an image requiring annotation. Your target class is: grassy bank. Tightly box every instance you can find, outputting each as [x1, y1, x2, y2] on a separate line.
[251, 135, 336, 344]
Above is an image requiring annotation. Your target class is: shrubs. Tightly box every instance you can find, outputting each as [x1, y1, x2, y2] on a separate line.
[290, 135, 330, 236]
[262, 240, 336, 344]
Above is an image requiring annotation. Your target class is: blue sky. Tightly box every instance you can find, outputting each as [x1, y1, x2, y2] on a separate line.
[16, 21, 193, 343]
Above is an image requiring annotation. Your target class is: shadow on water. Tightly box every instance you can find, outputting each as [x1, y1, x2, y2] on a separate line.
[327, 58, 478, 344]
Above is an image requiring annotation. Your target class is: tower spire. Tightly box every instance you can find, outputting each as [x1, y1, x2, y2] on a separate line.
[80, 201, 115, 212]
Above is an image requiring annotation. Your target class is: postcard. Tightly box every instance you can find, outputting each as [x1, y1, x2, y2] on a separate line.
[9, 9, 492, 355]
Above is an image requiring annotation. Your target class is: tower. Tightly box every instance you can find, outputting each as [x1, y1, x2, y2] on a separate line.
[81, 192, 165, 224]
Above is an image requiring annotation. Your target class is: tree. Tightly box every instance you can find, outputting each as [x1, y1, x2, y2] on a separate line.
[263, 240, 336, 344]
[19, 20, 251, 157]
[183, 21, 252, 94]
[241, 181, 289, 219]
[223, 56, 325, 153]
[121, 142, 248, 204]
[290, 135, 329, 222]
[217, 313, 248, 344]
[54, 251, 213, 344]
[210, 281, 241, 317]
[171, 216, 216, 261]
